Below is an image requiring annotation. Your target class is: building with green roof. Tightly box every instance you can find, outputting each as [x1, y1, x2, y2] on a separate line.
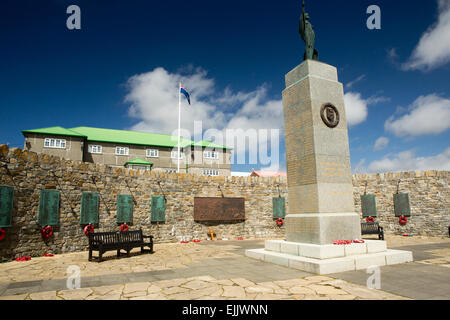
[22, 126, 231, 176]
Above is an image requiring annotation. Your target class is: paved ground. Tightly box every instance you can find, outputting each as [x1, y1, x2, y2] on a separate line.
[0, 235, 449, 300]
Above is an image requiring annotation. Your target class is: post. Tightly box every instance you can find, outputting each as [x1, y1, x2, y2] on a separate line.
[177, 81, 181, 173]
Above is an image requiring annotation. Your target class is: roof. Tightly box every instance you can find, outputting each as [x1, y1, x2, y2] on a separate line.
[22, 126, 87, 138]
[22, 125, 231, 149]
[250, 171, 287, 177]
[124, 158, 153, 166]
[69, 126, 193, 148]
[192, 140, 233, 150]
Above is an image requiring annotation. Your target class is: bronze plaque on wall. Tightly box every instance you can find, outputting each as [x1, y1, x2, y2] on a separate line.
[194, 197, 245, 221]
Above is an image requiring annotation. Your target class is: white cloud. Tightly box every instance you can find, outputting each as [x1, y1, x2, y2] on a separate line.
[124, 66, 284, 166]
[385, 94, 450, 137]
[346, 74, 366, 89]
[403, 0, 450, 71]
[125, 67, 224, 134]
[367, 148, 450, 173]
[124, 67, 284, 133]
[373, 137, 389, 151]
[344, 92, 368, 126]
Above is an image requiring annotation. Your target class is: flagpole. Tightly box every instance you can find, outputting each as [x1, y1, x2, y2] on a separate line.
[177, 81, 181, 173]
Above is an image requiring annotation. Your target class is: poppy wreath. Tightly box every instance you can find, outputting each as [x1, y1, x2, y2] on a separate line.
[84, 224, 94, 236]
[41, 225, 53, 239]
[276, 218, 284, 227]
[399, 216, 408, 225]
[120, 223, 129, 232]
[366, 216, 375, 223]
[0, 228, 5, 241]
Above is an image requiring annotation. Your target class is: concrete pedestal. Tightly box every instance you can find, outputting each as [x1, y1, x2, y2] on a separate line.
[245, 240, 413, 275]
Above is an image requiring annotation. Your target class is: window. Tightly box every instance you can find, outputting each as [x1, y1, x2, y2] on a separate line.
[146, 149, 159, 158]
[165, 169, 177, 173]
[44, 138, 66, 149]
[115, 146, 129, 155]
[171, 150, 182, 159]
[129, 165, 151, 171]
[88, 145, 102, 154]
[204, 150, 219, 159]
[203, 169, 219, 176]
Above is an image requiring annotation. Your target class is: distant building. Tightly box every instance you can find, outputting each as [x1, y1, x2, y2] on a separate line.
[250, 171, 287, 177]
[22, 126, 232, 176]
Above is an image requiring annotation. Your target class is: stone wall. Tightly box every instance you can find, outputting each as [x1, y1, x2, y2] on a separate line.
[0, 145, 287, 259]
[0, 145, 448, 259]
[353, 171, 449, 237]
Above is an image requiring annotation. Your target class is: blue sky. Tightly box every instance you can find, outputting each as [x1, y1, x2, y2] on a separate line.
[1, 0, 449, 173]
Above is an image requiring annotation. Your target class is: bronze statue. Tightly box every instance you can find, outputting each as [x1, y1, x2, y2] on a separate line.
[299, 0, 319, 61]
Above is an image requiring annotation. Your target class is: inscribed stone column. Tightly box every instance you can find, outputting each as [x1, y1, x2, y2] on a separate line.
[282, 59, 361, 244]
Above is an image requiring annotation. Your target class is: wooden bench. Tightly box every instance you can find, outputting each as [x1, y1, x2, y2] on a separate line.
[361, 222, 384, 240]
[88, 229, 154, 262]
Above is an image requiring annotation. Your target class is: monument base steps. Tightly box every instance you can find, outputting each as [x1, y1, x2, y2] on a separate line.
[245, 240, 413, 275]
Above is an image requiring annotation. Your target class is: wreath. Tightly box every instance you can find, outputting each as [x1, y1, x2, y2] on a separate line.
[366, 216, 375, 223]
[0, 228, 5, 241]
[41, 226, 53, 239]
[120, 223, 129, 232]
[84, 224, 94, 236]
[399, 216, 408, 225]
[276, 218, 284, 227]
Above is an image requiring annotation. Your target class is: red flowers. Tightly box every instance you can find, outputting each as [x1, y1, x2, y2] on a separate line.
[15, 256, 31, 262]
[276, 218, 284, 227]
[333, 240, 365, 245]
[41, 226, 53, 239]
[120, 223, 129, 232]
[0, 228, 5, 241]
[84, 224, 94, 236]
[366, 216, 375, 223]
[399, 216, 408, 225]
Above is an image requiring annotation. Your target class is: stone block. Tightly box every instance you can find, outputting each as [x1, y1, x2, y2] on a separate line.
[298, 243, 345, 259]
[286, 213, 361, 245]
[265, 240, 283, 252]
[385, 250, 413, 265]
[280, 241, 300, 255]
[263, 251, 290, 267]
[365, 240, 387, 254]
[354, 252, 387, 270]
[344, 243, 367, 256]
[245, 249, 265, 261]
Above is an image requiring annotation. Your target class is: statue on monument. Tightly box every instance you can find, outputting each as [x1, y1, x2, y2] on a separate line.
[299, 0, 319, 61]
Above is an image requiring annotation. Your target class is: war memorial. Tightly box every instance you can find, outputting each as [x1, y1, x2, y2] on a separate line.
[245, 2, 413, 274]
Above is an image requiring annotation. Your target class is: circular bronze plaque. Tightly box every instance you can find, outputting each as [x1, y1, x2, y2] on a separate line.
[320, 103, 340, 128]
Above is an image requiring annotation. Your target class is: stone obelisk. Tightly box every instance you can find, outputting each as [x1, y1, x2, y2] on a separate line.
[245, 2, 412, 274]
[282, 60, 361, 245]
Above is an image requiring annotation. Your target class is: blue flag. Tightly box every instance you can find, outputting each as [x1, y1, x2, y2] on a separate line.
[180, 86, 191, 105]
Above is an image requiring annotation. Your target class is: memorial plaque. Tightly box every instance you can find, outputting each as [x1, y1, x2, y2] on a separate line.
[394, 193, 411, 217]
[361, 194, 377, 217]
[38, 189, 60, 226]
[194, 197, 245, 221]
[80, 192, 100, 225]
[151, 195, 166, 222]
[117, 194, 133, 223]
[272, 197, 286, 219]
[0, 185, 14, 228]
